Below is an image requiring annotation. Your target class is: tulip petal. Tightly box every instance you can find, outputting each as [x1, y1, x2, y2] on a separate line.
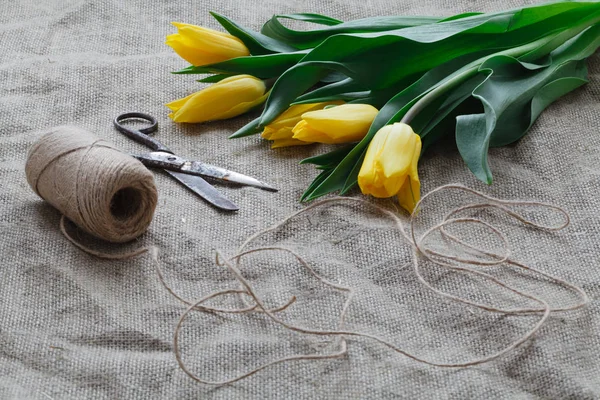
[216, 91, 269, 120]
[165, 92, 196, 112]
[271, 138, 314, 148]
[177, 24, 249, 58]
[171, 22, 235, 40]
[379, 124, 416, 178]
[396, 134, 422, 213]
[165, 34, 230, 66]
[268, 104, 322, 130]
[261, 102, 344, 147]
[358, 125, 391, 196]
[291, 120, 333, 143]
[167, 75, 266, 123]
[260, 126, 275, 140]
[397, 174, 421, 213]
[358, 123, 421, 203]
[262, 126, 294, 140]
[167, 22, 250, 66]
[300, 104, 378, 143]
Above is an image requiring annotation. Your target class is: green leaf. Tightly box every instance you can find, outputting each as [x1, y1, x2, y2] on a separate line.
[210, 11, 297, 54]
[455, 114, 491, 181]
[196, 74, 235, 83]
[530, 76, 587, 124]
[261, 14, 440, 50]
[293, 78, 366, 103]
[343, 73, 426, 109]
[293, 92, 371, 105]
[420, 97, 483, 152]
[340, 148, 368, 194]
[228, 117, 262, 138]
[265, 2, 600, 107]
[173, 52, 306, 79]
[300, 169, 334, 202]
[271, 13, 343, 26]
[415, 74, 487, 137]
[456, 24, 600, 183]
[300, 144, 355, 166]
[418, 86, 484, 151]
[438, 12, 483, 22]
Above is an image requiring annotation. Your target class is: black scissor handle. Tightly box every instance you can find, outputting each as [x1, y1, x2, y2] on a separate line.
[114, 112, 171, 153]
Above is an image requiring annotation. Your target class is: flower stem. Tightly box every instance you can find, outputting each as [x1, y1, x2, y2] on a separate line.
[400, 66, 477, 124]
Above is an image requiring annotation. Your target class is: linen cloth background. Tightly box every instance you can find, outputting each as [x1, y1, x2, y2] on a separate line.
[1, 0, 599, 398]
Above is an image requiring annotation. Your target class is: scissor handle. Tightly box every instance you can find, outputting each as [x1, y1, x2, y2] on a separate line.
[113, 112, 171, 153]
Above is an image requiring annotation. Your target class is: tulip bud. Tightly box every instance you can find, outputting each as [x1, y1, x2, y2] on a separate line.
[291, 104, 378, 144]
[357, 123, 421, 213]
[166, 22, 250, 66]
[166, 75, 267, 123]
[260, 102, 343, 148]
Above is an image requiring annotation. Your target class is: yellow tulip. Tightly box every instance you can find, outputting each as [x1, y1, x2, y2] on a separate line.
[291, 104, 378, 144]
[166, 22, 250, 66]
[357, 123, 421, 213]
[260, 102, 343, 148]
[166, 75, 267, 123]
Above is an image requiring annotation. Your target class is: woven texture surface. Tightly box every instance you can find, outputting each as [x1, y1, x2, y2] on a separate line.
[1, 0, 599, 398]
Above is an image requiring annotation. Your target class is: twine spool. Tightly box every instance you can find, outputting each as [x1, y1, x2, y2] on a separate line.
[25, 126, 158, 243]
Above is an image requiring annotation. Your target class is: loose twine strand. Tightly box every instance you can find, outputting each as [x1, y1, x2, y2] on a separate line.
[60, 184, 589, 385]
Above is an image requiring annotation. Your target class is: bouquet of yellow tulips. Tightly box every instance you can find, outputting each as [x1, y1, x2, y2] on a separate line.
[166, 2, 600, 212]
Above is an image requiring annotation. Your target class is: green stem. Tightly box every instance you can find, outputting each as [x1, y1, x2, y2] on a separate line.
[401, 16, 600, 125]
[400, 65, 478, 124]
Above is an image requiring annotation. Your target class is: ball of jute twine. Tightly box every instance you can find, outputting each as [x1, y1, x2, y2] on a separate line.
[25, 126, 157, 243]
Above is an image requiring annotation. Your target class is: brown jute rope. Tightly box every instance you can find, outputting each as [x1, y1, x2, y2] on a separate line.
[25, 126, 158, 243]
[51, 178, 588, 385]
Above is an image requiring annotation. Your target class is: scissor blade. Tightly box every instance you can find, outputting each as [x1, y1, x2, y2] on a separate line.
[166, 170, 239, 211]
[136, 153, 278, 192]
[182, 161, 278, 192]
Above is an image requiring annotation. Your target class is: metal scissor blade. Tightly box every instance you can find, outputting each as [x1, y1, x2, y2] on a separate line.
[166, 170, 239, 211]
[136, 153, 278, 192]
[182, 161, 278, 192]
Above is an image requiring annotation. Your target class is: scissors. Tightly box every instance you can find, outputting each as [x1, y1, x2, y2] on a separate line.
[113, 112, 277, 211]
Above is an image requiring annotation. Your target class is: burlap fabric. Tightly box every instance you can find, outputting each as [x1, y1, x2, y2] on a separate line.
[1, 0, 599, 398]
